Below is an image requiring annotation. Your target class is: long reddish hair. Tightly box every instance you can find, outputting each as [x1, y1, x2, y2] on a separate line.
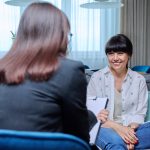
[0, 2, 70, 84]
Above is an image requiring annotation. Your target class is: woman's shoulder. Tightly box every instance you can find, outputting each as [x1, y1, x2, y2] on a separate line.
[128, 68, 146, 81]
[57, 58, 85, 78]
[91, 66, 108, 78]
[47, 58, 86, 87]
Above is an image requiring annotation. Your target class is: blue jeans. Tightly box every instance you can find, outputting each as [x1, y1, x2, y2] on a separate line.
[96, 121, 150, 150]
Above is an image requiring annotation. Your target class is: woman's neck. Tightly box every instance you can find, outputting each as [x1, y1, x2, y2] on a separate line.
[110, 67, 128, 92]
[110, 67, 128, 79]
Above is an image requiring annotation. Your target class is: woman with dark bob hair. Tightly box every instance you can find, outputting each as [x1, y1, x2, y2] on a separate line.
[87, 34, 150, 149]
[0, 2, 90, 144]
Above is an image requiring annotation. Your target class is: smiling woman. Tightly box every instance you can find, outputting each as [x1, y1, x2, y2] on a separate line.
[87, 34, 150, 150]
[105, 34, 132, 76]
[107, 51, 129, 79]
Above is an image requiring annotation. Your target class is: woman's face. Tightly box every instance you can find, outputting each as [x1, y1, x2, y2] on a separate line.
[107, 51, 129, 73]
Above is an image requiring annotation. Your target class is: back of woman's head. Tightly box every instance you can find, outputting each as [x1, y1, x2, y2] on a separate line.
[105, 34, 133, 57]
[0, 2, 70, 84]
[17, 2, 70, 54]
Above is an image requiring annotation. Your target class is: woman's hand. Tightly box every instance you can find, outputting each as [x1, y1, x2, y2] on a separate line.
[126, 122, 139, 149]
[97, 109, 109, 124]
[128, 122, 139, 130]
[113, 123, 138, 145]
[97, 110, 139, 147]
[101, 120, 139, 145]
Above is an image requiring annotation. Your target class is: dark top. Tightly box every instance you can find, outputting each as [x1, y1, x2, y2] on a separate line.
[0, 58, 90, 142]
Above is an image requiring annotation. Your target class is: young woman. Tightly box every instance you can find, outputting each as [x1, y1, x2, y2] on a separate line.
[87, 34, 150, 150]
[0, 2, 90, 144]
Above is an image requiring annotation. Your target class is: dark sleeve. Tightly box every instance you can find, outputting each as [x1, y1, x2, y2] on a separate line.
[61, 61, 90, 143]
[88, 110, 97, 131]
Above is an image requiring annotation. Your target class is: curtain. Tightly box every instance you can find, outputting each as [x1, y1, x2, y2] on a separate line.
[62, 0, 121, 69]
[0, 0, 60, 58]
[0, 0, 121, 69]
[121, 0, 150, 67]
[0, 0, 20, 57]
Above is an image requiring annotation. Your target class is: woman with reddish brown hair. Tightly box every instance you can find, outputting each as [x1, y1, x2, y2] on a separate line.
[0, 2, 90, 144]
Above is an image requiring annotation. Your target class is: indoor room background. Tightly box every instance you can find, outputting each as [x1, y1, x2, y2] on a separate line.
[0, 0, 150, 70]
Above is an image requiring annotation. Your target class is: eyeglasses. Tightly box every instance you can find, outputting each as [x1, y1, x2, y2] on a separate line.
[67, 33, 73, 52]
[68, 33, 73, 43]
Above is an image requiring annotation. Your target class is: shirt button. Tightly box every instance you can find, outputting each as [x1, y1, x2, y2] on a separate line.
[131, 102, 134, 106]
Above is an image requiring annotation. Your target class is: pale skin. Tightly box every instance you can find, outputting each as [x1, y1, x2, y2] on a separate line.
[97, 52, 139, 150]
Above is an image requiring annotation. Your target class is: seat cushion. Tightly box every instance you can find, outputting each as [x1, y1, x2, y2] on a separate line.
[145, 91, 150, 121]
[0, 130, 90, 150]
[132, 66, 150, 73]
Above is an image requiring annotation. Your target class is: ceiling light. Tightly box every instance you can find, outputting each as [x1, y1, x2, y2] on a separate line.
[80, 0, 124, 9]
[5, 0, 42, 7]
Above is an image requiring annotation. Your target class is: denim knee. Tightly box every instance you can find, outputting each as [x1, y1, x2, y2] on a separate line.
[105, 144, 127, 150]
[96, 128, 127, 150]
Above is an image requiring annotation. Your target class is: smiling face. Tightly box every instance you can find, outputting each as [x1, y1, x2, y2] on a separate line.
[107, 51, 129, 73]
[105, 34, 133, 74]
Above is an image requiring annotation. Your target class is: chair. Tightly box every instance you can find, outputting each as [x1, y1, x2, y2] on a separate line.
[132, 66, 150, 73]
[145, 91, 150, 121]
[0, 129, 91, 150]
[84, 65, 90, 69]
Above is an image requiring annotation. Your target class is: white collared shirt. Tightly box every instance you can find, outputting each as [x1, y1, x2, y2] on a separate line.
[87, 66, 148, 126]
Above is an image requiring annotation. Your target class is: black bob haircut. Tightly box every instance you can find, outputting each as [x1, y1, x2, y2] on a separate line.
[105, 34, 133, 57]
